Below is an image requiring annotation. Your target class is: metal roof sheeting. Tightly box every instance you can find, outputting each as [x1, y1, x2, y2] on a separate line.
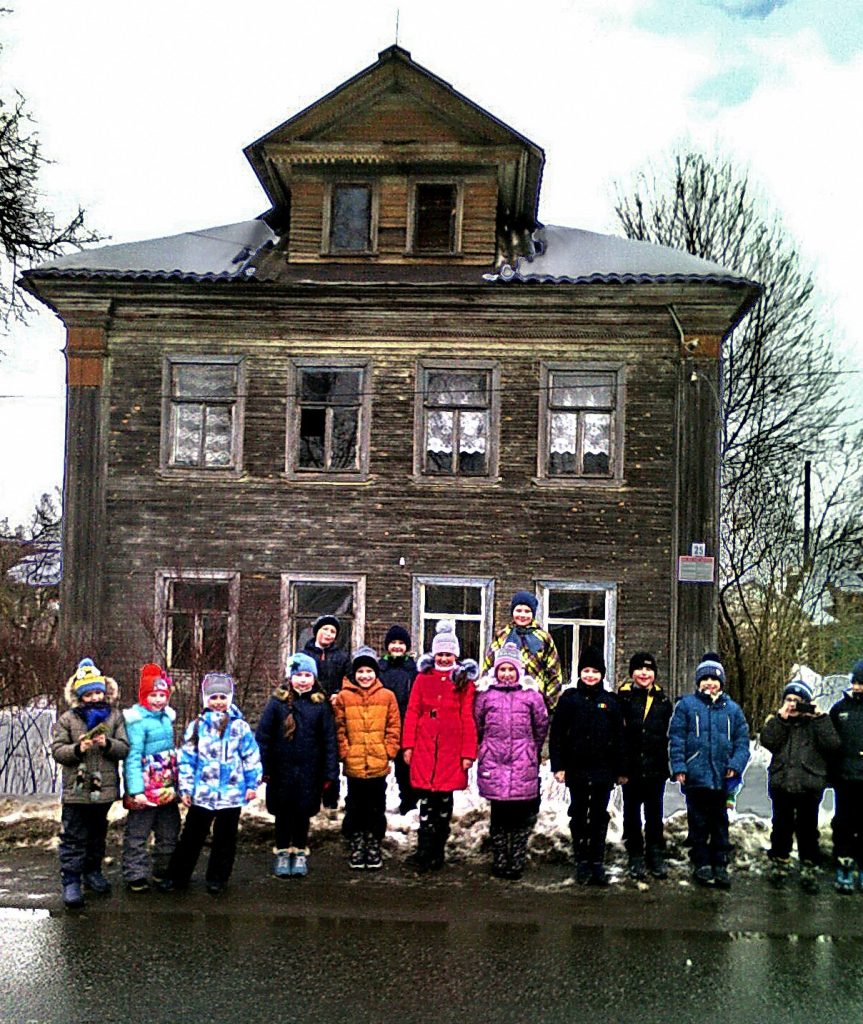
[491, 224, 756, 287]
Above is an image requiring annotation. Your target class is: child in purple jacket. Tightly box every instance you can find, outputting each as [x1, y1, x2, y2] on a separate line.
[474, 643, 549, 879]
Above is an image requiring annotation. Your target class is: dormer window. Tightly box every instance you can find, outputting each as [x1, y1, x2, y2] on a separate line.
[325, 182, 376, 253]
[409, 180, 462, 254]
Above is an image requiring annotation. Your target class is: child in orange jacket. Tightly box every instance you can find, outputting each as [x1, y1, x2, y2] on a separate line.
[331, 646, 400, 871]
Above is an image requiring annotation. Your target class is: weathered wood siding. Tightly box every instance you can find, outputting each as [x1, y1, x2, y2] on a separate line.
[86, 286, 708, 709]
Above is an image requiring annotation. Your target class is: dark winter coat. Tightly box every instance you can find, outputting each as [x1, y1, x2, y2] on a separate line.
[829, 691, 863, 782]
[256, 687, 338, 817]
[303, 639, 351, 700]
[761, 711, 839, 794]
[51, 676, 130, 805]
[549, 682, 625, 786]
[378, 654, 418, 720]
[617, 681, 673, 780]
[474, 673, 548, 802]
[668, 691, 750, 791]
[402, 668, 477, 792]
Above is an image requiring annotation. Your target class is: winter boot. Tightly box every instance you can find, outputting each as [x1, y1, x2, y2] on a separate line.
[800, 861, 820, 894]
[291, 849, 309, 877]
[364, 834, 383, 871]
[429, 825, 449, 871]
[692, 865, 714, 887]
[646, 847, 668, 880]
[126, 878, 150, 894]
[490, 825, 509, 878]
[348, 833, 366, 870]
[508, 827, 531, 880]
[835, 857, 855, 894]
[713, 865, 731, 890]
[575, 860, 592, 885]
[62, 878, 84, 910]
[768, 857, 791, 890]
[588, 862, 609, 887]
[82, 870, 111, 895]
[627, 855, 647, 881]
[272, 848, 292, 879]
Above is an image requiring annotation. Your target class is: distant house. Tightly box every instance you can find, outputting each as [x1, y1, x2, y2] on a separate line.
[22, 47, 758, 697]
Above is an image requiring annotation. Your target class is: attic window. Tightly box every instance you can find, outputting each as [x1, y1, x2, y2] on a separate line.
[328, 183, 373, 253]
[410, 181, 461, 254]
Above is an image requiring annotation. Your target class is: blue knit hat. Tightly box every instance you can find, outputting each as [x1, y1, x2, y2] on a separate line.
[695, 652, 725, 687]
[287, 652, 318, 679]
[510, 590, 538, 616]
[783, 679, 813, 702]
[851, 660, 863, 686]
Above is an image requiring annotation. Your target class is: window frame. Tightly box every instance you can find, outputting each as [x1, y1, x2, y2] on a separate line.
[536, 361, 626, 485]
[412, 574, 495, 663]
[279, 572, 366, 676]
[536, 579, 618, 687]
[160, 354, 246, 475]
[321, 179, 379, 256]
[285, 357, 372, 481]
[154, 569, 240, 676]
[413, 359, 500, 480]
[406, 177, 464, 256]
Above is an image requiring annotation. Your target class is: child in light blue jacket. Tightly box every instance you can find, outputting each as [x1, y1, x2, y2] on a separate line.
[122, 663, 179, 893]
[166, 672, 261, 895]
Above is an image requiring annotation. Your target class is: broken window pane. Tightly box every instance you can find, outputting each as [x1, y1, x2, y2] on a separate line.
[300, 370, 361, 404]
[330, 184, 371, 251]
[299, 408, 326, 468]
[171, 582, 230, 611]
[167, 612, 193, 670]
[414, 183, 457, 252]
[331, 407, 359, 470]
[201, 613, 228, 672]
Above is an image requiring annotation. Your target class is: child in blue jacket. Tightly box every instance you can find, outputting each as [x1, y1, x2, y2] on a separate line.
[122, 663, 180, 893]
[166, 672, 261, 895]
[669, 652, 749, 889]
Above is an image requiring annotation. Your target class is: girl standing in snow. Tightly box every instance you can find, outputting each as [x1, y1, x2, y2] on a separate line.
[166, 672, 261, 895]
[474, 642, 548, 879]
[401, 622, 478, 871]
[256, 653, 338, 879]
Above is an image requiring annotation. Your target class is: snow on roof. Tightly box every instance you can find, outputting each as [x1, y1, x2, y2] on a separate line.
[26, 219, 276, 282]
[493, 224, 756, 286]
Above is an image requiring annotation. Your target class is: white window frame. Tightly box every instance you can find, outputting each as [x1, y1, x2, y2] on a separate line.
[279, 572, 366, 676]
[537, 580, 617, 687]
[537, 362, 626, 485]
[154, 569, 241, 676]
[412, 574, 495, 662]
[160, 354, 246, 474]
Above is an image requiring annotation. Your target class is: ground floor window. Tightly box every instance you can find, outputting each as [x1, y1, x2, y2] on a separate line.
[412, 575, 494, 663]
[155, 570, 240, 676]
[280, 573, 365, 670]
[537, 581, 617, 686]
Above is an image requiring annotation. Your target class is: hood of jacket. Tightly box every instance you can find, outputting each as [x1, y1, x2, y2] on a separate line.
[123, 703, 176, 725]
[271, 684, 327, 704]
[340, 677, 384, 697]
[63, 675, 120, 708]
[475, 673, 540, 694]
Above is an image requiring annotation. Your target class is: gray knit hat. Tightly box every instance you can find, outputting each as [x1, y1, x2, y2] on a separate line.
[431, 620, 460, 657]
[201, 671, 235, 703]
[695, 652, 725, 687]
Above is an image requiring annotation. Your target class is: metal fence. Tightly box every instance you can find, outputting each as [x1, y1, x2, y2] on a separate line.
[0, 705, 59, 795]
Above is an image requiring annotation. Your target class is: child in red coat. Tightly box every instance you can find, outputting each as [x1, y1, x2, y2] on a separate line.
[401, 621, 478, 871]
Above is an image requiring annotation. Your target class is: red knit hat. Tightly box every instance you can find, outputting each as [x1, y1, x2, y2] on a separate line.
[139, 663, 171, 706]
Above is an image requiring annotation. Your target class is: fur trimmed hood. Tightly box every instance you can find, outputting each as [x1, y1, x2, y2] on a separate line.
[271, 684, 326, 704]
[475, 672, 540, 693]
[63, 674, 119, 708]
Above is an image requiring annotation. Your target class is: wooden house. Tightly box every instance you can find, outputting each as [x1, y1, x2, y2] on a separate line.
[22, 46, 759, 697]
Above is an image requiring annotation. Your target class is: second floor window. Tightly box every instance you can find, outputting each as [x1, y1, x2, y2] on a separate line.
[162, 577, 236, 675]
[165, 357, 243, 470]
[420, 367, 494, 477]
[289, 363, 370, 476]
[328, 183, 373, 253]
[542, 367, 622, 480]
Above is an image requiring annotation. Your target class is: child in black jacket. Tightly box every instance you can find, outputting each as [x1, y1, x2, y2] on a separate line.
[617, 652, 673, 881]
[829, 660, 863, 893]
[550, 645, 625, 887]
[378, 625, 418, 814]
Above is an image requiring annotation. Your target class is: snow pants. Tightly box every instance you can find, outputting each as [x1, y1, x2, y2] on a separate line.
[832, 780, 863, 864]
[686, 787, 730, 868]
[343, 776, 387, 840]
[58, 802, 111, 883]
[122, 802, 181, 882]
[168, 805, 241, 887]
[622, 776, 667, 856]
[568, 780, 612, 864]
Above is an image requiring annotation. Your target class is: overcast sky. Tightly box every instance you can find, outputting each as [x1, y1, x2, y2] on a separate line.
[1, 0, 860, 527]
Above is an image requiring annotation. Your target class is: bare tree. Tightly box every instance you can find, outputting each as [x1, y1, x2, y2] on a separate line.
[614, 151, 863, 720]
[0, 12, 102, 332]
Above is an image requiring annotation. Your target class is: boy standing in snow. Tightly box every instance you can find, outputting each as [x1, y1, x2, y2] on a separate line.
[402, 621, 478, 871]
[761, 679, 838, 893]
[550, 645, 625, 886]
[829, 659, 863, 893]
[332, 647, 401, 870]
[378, 624, 418, 814]
[668, 653, 749, 889]
[51, 658, 130, 909]
[122, 663, 180, 893]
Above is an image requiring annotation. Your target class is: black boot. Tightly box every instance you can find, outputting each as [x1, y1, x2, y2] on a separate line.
[407, 821, 435, 872]
[430, 822, 449, 870]
[490, 824, 509, 878]
[646, 847, 668, 880]
[627, 855, 647, 881]
[508, 827, 531, 880]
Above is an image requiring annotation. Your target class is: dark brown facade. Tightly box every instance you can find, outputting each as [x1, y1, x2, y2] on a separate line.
[24, 47, 757, 700]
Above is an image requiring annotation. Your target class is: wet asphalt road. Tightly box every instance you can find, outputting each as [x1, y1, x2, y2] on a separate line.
[2, 830, 863, 1024]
